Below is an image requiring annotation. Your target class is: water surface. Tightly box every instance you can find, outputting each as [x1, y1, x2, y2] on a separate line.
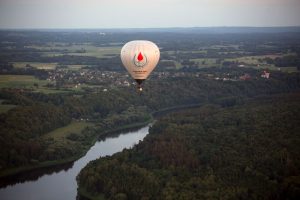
[0, 125, 150, 200]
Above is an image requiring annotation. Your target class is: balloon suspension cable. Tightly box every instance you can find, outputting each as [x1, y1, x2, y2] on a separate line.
[137, 84, 143, 93]
[135, 79, 144, 94]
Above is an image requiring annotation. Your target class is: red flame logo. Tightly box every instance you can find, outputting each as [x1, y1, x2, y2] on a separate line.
[137, 52, 143, 61]
[133, 52, 147, 67]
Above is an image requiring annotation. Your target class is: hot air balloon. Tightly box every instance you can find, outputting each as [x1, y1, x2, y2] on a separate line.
[121, 40, 160, 92]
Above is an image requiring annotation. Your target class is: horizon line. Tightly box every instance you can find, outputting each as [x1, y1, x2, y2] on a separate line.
[1, 26, 300, 30]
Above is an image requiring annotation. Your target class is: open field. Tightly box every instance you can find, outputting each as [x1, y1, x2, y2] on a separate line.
[43, 121, 93, 140]
[0, 75, 75, 94]
[13, 62, 57, 70]
[0, 75, 107, 94]
[209, 44, 240, 49]
[225, 55, 272, 65]
[0, 75, 50, 88]
[67, 46, 120, 58]
[65, 65, 89, 70]
[12, 62, 89, 71]
[191, 58, 218, 68]
[0, 104, 16, 113]
[27, 44, 121, 58]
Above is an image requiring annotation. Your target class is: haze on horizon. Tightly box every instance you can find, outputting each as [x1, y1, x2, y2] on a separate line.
[0, 0, 300, 29]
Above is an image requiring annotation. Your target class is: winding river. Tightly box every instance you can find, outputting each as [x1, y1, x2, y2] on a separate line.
[0, 125, 150, 200]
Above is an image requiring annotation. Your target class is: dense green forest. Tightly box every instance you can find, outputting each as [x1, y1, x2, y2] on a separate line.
[77, 93, 300, 200]
[0, 68, 300, 176]
[1, 29, 300, 179]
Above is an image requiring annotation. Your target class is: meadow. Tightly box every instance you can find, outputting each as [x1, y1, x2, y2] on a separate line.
[0, 75, 49, 88]
[27, 43, 121, 58]
[43, 121, 93, 140]
[0, 75, 73, 93]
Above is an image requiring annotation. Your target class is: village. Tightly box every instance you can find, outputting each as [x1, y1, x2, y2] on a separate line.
[44, 66, 271, 92]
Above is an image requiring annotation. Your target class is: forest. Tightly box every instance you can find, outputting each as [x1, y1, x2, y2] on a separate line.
[0, 28, 299, 184]
[0, 65, 300, 177]
[77, 93, 300, 200]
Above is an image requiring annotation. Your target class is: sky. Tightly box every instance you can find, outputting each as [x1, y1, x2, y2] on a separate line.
[0, 0, 299, 29]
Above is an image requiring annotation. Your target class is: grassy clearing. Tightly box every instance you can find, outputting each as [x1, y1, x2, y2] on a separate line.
[191, 58, 218, 67]
[27, 44, 121, 58]
[43, 121, 93, 140]
[0, 75, 73, 94]
[225, 54, 288, 65]
[223, 55, 299, 72]
[209, 44, 240, 50]
[174, 61, 183, 69]
[225, 56, 263, 65]
[0, 104, 16, 113]
[66, 46, 120, 58]
[67, 65, 88, 70]
[13, 62, 57, 70]
[278, 67, 299, 73]
[0, 117, 153, 178]
[34, 88, 73, 94]
[0, 121, 94, 178]
[0, 75, 49, 88]
[13, 62, 91, 71]
[165, 50, 207, 54]
[41, 53, 65, 57]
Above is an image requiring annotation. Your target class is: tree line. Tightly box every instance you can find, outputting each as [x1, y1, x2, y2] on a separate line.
[0, 68, 299, 175]
[77, 93, 300, 200]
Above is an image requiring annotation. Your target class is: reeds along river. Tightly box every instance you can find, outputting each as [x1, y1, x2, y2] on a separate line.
[0, 125, 151, 200]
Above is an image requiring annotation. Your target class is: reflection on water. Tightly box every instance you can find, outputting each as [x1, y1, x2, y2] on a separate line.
[0, 125, 150, 200]
[0, 162, 74, 189]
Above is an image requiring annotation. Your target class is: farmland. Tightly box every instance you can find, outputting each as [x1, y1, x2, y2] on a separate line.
[0, 75, 50, 88]
[0, 28, 299, 188]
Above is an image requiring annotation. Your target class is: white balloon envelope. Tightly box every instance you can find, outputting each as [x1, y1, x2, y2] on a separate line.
[121, 40, 160, 91]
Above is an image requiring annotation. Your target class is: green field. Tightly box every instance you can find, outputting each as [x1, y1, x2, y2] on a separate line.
[191, 58, 218, 68]
[225, 55, 270, 65]
[278, 67, 299, 73]
[0, 75, 74, 94]
[13, 62, 57, 70]
[0, 75, 50, 88]
[67, 65, 89, 70]
[66, 46, 120, 58]
[27, 43, 121, 58]
[43, 121, 93, 140]
[0, 104, 16, 113]
[223, 55, 299, 72]
[210, 44, 240, 48]
[13, 62, 90, 71]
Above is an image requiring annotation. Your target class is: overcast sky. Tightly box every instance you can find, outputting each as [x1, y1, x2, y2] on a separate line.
[0, 0, 299, 29]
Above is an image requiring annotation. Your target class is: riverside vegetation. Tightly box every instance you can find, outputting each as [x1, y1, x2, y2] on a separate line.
[77, 93, 300, 200]
[1, 69, 299, 177]
[0, 28, 299, 196]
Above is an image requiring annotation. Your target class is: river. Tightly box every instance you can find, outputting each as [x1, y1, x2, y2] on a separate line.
[0, 125, 150, 200]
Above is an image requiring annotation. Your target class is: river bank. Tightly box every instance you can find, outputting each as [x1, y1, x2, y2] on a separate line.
[0, 103, 203, 180]
[0, 124, 151, 200]
[0, 118, 153, 179]
[77, 93, 300, 200]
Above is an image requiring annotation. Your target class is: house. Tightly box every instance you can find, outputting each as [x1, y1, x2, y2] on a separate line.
[261, 71, 270, 79]
[239, 74, 251, 80]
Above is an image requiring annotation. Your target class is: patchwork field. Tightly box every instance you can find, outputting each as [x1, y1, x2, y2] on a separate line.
[0, 75, 49, 88]
[27, 44, 121, 58]
[0, 75, 74, 93]
[13, 62, 57, 70]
